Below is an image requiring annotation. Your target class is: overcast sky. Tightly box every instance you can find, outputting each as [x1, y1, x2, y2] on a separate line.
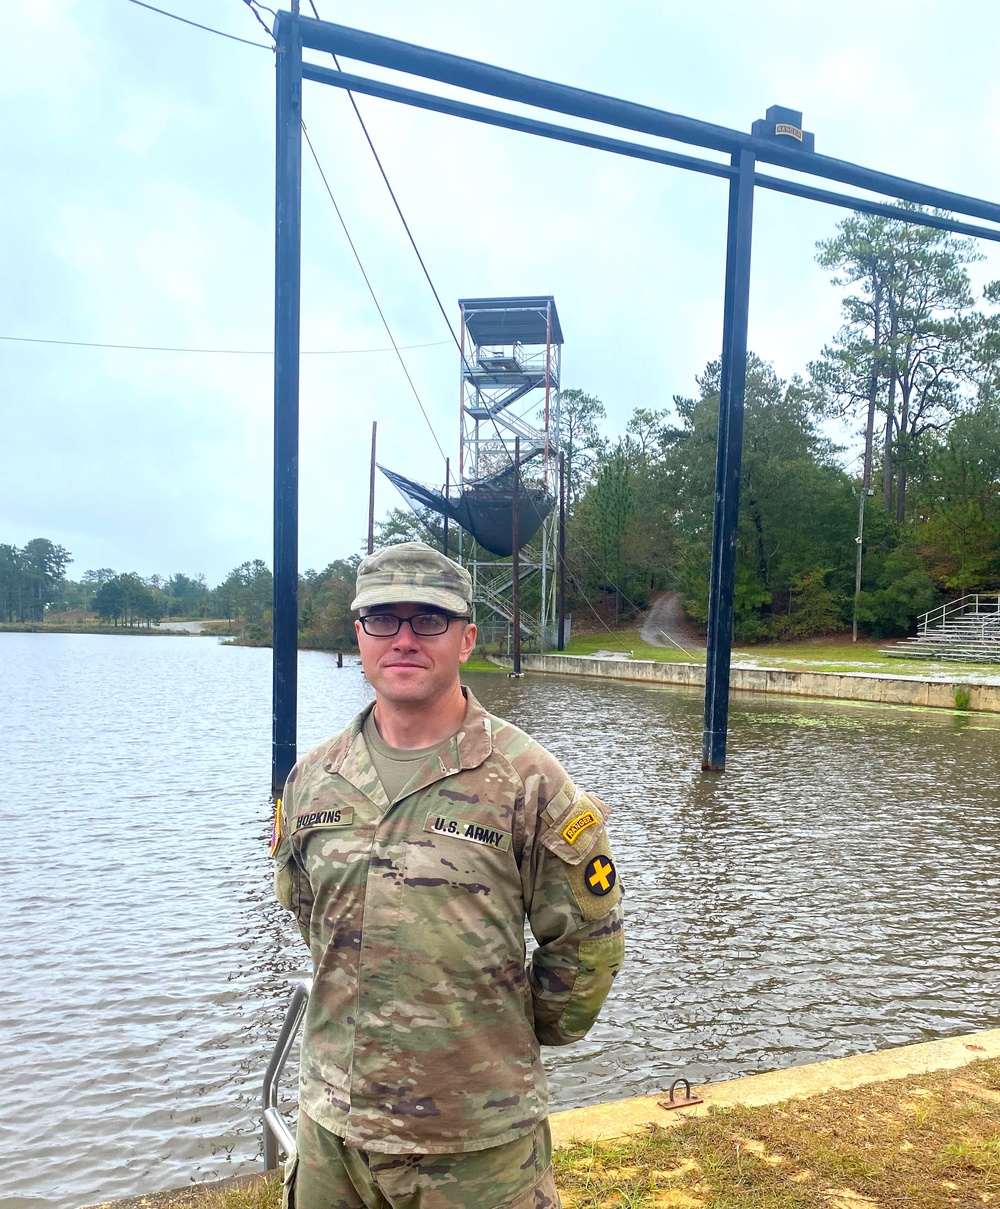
[3, 0, 1000, 584]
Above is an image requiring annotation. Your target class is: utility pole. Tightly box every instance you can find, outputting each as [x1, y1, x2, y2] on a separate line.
[367, 421, 377, 555]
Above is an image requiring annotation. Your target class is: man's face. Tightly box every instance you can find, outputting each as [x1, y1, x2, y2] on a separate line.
[355, 602, 477, 711]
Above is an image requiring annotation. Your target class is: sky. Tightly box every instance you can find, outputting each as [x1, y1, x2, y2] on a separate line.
[3, 0, 1000, 585]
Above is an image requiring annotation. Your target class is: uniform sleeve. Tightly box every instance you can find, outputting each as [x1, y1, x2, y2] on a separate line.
[271, 767, 313, 948]
[525, 787, 625, 1046]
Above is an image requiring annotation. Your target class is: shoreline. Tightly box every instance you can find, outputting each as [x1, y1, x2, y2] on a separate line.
[83, 1026, 1000, 1208]
[490, 652, 1000, 713]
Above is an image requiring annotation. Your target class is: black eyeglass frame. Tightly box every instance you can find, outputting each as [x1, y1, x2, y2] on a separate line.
[358, 611, 473, 637]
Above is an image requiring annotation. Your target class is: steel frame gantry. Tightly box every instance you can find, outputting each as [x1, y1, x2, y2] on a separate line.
[270, 9, 1000, 795]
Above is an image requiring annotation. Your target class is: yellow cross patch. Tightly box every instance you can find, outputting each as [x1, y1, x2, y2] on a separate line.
[585, 855, 616, 896]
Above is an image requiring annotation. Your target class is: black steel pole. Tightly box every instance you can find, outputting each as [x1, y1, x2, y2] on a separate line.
[443, 458, 450, 556]
[272, 12, 303, 798]
[702, 148, 755, 772]
[367, 421, 377, 555]
[511, 437, 521, 675]
[557, 450, 566, 651]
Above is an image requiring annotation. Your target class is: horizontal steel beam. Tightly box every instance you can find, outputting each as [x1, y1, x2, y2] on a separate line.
[301, 63, 1000, 243]
[301, 62, 733, 182]
[754, 173, 1000, 243]
[297, 16, 1000, 226]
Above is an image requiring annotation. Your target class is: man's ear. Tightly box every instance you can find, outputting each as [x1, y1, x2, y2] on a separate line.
[458, 623, 477, 663]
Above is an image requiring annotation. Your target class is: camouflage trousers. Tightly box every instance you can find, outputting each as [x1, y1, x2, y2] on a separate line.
[284, 1109, 561, 1209]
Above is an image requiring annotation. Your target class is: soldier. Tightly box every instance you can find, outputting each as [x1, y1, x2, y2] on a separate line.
[272, 541, 624, 1209]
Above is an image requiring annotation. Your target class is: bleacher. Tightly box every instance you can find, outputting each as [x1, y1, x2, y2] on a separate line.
[881, 593, 1000, 662]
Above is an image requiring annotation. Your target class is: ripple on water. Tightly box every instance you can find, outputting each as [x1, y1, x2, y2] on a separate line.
[2, 637, 999, 1207]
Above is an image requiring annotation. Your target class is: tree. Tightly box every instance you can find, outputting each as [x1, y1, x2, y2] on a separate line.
[911, 400, 1000, 592]
[20, 538, 71, 620]
[93, 573, 162, 627]
[585, 442, 634, 621]
[543, 388, 607, 509]
[663, 356, 857, 640]
[813, 208, 983, 521]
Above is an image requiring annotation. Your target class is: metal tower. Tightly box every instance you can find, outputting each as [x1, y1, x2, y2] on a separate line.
[458, 296, 562, 647]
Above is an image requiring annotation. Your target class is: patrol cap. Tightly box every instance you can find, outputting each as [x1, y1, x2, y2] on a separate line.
[351, 541, 473, 614]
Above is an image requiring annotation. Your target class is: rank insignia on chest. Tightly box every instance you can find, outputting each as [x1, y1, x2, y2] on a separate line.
[585, 854, 616, 896]
[269, 799, 282, 856]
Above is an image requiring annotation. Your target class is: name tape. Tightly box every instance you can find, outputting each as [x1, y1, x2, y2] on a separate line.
[294, 807, 354, 831]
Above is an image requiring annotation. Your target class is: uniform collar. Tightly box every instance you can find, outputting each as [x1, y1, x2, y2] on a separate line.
[324, 687, 493, 805]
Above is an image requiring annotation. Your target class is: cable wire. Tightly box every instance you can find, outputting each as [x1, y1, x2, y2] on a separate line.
[127, 0, 272, 49]
[294, 5, 648, 613]
[240, 0, 275, 40]
[0, 334, 450, 355]
[304, 1, 472, 379]
[301, 122, 447, 462]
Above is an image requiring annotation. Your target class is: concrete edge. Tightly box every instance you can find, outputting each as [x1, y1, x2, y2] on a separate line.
[489, 653, 1000, 714]
[549, 1027, 1000, 1147]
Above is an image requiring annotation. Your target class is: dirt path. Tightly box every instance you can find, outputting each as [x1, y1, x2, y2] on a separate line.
[639, 590, 705, 652]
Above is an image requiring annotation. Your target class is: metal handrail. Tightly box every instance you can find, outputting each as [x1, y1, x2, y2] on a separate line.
[919, 593, 1000, 634]
[262, 978, 312, 1170]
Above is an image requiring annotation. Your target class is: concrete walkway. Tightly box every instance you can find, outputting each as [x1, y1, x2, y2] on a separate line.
[494, 652, 1000, 713]
[550, 1027, 1000, 1146]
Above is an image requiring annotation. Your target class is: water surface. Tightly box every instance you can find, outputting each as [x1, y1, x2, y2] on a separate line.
[2, 633, 998, 1208]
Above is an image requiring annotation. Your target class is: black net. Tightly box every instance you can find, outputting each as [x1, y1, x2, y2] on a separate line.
[380, 464, 553, 558]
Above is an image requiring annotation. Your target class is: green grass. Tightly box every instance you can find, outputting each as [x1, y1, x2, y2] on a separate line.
[555, 630, 1000, 681]
[553, 1059, 1000, 1209]
[564, 629, 701, 663]
[176, 1060, 1000, 1209]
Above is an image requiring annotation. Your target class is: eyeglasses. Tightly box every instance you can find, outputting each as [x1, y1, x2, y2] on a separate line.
[359, 611, 471, 637]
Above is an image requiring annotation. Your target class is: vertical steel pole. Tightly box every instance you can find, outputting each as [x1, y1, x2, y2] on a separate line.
[702, 149, 755, 772]
[443, 458, 450, 556]
[368, 421, 377, 555]
[272, 12, 303, 798]
[557, 450, 566, 651]
[511, 436, 521, 675]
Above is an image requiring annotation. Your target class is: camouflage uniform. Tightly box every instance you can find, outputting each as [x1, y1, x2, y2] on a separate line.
[273, 688, 624, 1163]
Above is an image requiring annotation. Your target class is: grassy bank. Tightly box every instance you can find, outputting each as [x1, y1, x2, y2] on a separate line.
[0, 622, 192, 636]
[562, 630, 1000, 681]
[148, 1058, 1000, 1209]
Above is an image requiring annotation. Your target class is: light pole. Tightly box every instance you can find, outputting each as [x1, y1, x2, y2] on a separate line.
[852, 482, 874, 642]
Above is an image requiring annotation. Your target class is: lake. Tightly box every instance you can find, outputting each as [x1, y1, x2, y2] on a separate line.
[2, 632, 998, 1208]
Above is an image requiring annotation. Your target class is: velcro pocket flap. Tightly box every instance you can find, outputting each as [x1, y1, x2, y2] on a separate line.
[539, 787, 609, 865]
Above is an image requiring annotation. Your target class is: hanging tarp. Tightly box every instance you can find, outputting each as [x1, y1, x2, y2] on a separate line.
[380, 463, 553, 558]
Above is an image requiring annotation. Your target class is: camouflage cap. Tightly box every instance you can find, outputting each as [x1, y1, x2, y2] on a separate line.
[351, 542, 473, 614]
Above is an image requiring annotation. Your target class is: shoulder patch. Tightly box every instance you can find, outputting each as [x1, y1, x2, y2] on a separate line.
[584, 854, 616, 895]
[564, 834, 623, 920]
[539, 791, 608, 865]
[269, 798, 283, 857]
[562, 809, 600, 845]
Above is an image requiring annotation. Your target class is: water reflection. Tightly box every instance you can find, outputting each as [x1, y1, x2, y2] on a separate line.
[2, 636, 998, 1209]
[470, 675, 1000, 1110]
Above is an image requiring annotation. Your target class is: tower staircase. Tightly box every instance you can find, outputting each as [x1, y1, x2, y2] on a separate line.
[880, 593, 1000, 662]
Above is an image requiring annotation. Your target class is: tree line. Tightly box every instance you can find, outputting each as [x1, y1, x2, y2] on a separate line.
[370, 207, 1000, 642]
[0, 547, 276, 632]
[6, 209, 998, 645]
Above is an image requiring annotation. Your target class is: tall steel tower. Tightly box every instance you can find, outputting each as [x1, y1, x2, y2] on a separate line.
[458, 296, 562, 647]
